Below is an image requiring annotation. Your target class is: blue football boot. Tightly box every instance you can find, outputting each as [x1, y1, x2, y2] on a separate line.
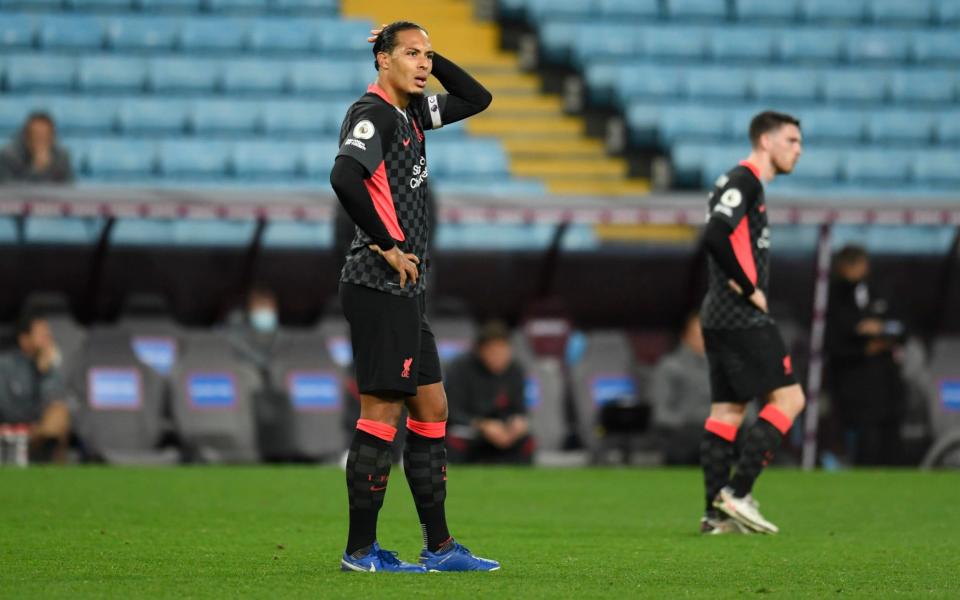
[418, 540, 500, 572]
[340, 542, 427, 573]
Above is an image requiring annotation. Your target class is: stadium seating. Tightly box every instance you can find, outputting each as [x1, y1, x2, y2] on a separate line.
[0, 5, 519, 192]
[509, 0, 960, 194]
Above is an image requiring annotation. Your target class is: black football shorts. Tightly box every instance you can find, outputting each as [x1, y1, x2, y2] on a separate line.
[340, 282, 442, 398]
[702, 323, 797, 404]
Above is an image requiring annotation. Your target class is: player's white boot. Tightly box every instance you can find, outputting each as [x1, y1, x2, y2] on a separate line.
[714, 487, 779, 534]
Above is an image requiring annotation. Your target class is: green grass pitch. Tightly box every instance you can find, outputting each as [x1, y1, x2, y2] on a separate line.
[1, 467, 957, 598]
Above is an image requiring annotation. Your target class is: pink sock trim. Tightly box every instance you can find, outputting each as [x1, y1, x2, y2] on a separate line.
[704, 418, 738, 442]
[356, 418, 397, 442]
[759, 404, 793, 435]
[406, 418, 446, 439]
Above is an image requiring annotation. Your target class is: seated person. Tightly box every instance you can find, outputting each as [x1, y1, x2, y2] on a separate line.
[649, 313, 711, 465]
[445, 321, 533, 464]
[0, 310, 70, 463]
[0, 112, 74, 184]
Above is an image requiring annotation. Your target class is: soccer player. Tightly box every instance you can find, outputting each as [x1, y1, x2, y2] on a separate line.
[329, 21, 498, 572]
[698, 111, 805, 535]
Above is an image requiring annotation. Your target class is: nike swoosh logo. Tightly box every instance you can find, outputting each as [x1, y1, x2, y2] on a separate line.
[403, 138, 411, 146]
[370, 485, 387, 492]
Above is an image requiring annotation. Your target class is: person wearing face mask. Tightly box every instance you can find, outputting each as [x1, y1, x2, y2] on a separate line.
[825, 245, 907, 466]
[0, 112, 74, 184]
[0, 309, 71, 463]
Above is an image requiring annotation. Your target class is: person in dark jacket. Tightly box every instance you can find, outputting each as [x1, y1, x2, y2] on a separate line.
[0, 112, 74, 184]
[824, 245, 906, 466]
[445, 320, 533, 464]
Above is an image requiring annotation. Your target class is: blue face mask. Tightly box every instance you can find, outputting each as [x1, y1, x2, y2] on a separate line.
[250, 309, 278, 333]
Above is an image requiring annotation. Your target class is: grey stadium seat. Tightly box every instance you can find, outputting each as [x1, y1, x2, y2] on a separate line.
[512, 332, 566, 453]
[264, 332, 345, 460]
[70, 327, 176, 464]
[171, 332, 260, 463]
[570, 330, 639, 451]
[921, 338, 960, 467]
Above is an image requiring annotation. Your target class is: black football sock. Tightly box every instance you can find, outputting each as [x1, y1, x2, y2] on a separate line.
[701, 418, 738, 514]
[345, 420, 396, 556]
[730, 405, 792, 498]
[403, 419, 451, 552]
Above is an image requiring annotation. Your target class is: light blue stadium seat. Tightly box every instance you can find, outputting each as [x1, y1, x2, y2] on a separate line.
[270, 0, 338, 14]
[117, 99, 189, 134]
[685, 68, 750, 101]
[936, 116, 960, 146]
[233, 141, 302, 178]
[912, 31, 960, 65]
[4, 55, 75, 91]
[869, 0, 933, 25]
[86, 139, 156, 179]
[77, 57, 146, 92]
[430, 141, 508, 178]
[527, 0, 591, 20]
[845, 30, 911, 64]
[936, 1, 960, 25]
[1, 15, 36, 49]
[38, 16, 107, 50]
[314, 19, 375, 54]
[822, 70, 888, 103]
[867, 110, 935, 146]
[190, 100, 262, 135]
[658, 106, 730, 144]
[302, 141, 338, 179]
[0, 100, 33, 133]
[222, 59, 289, 94]
[206, 0, 269, 12]
[180, 18, 249, 52]
[290, 60, 365, 94]
[734, 0, 800, 22]
[597, 0, 658, 18]
[798, 109, 865, 144]
[158, 141, 231, 178]
[262, 101, 334, 136]
[890, 70, 955, 105]
[68, 0, 136, 10]
[107, 16, 181, 51]
[789, 149, 841, 184]
[913, 152, 960, 186]
[752, 68, 820, 102]
[138, 0, 203, 12]
[0, 0, 62, 9]
[844, 150, 911, 185]
[709, 28, 775, 62]
[149, 58, 220, 93]
[247, 19, 314, 53]
[778, 29, 844, 63]
[642, 27, 707, 61]
[801, 0, 866, 23]
[616, 67, 684, 101]
[49, 97, 118, 134]
[572, 29, 640, 65]
[665, 0, 728, 21]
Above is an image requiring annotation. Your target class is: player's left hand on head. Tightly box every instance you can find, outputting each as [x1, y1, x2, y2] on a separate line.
[367, 24, 387, 43]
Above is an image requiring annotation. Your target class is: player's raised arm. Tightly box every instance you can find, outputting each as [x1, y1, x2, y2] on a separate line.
[424, 52, 493, 125]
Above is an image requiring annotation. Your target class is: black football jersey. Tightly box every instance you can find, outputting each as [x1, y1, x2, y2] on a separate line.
[701, 161, 775, 330]
[336, 83, 449, 297]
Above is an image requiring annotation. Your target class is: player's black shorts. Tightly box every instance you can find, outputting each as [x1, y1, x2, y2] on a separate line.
[340, 282, 442, 398]
[702, 324, 797, 404]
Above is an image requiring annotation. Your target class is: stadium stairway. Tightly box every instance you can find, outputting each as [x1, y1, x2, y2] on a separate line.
[342, 0, 651, 196]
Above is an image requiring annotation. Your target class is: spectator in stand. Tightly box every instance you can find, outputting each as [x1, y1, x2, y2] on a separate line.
[0, 309, 71, 463]
[445, 320, 533, 464]
[650, 313, 711, 465]
[825, 245, 907, 466]
[0, 112, 74, 184]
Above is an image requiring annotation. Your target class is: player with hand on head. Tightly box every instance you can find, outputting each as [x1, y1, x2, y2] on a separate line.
[698, 111, 805, 535]
[329, 21, 499, 573]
